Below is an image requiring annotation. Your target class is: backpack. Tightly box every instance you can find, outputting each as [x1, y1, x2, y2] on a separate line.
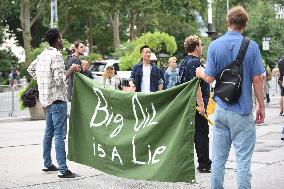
[214, 37, 250, 103]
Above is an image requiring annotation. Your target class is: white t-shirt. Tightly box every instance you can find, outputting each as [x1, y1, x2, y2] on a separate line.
[141, 65, 151, 93]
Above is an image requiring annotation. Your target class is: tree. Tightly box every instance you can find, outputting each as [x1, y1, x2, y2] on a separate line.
[119, 32, 177, 70]
[19, 0, 48, 55]
[0, 49, 19, 72]
[211, 0, 284, 67]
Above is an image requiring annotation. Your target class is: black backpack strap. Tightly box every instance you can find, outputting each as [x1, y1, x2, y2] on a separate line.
[179, 55, 191, 83]
[235, 37, 250, 67]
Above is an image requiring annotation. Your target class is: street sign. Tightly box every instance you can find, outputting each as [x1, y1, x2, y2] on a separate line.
[263, 41, 269, 51]
[263, 37, 270, 51]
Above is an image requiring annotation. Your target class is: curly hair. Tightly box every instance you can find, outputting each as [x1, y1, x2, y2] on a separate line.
[184, 35, 201, 53]
[103, 66, 114, 79]
[44, 28, 60, 47]
[227, 6, 248, 30]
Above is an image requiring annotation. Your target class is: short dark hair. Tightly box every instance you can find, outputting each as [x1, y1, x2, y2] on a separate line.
[45, 28, 60, 47]
[140, 45, 150, 53]
[74, 40, 83, 49]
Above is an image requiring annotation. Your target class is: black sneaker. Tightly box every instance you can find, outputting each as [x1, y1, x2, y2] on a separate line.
[42, 165, 58, 172]
[280, 112, 283, 116]
[197, 166, 211, 173]
[58, 170, 76, 178]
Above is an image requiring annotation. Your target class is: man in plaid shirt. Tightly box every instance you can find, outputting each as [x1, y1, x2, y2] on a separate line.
[28, 28, 80, 178]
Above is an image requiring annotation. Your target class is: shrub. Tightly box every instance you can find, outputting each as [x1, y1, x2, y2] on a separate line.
[118, 32, 177, 70]
[18, 80, 38, 110]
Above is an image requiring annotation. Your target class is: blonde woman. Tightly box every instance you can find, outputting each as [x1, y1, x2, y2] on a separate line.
[164, 56, 179, 89]
[102, 65, 120, 90]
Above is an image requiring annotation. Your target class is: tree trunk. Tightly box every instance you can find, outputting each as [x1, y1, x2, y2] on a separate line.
[110, 10, 120, 50]
[129, 12, 135, 40]
[87, 15, 94, 54]
[20, 0, 32, 55]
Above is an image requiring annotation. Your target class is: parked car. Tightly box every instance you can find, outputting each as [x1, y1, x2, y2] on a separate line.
[90, 59, 120, 76]
[89, 59, 131, 86]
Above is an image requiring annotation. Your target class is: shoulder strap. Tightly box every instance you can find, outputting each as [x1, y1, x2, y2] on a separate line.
[235, 37, 250, 66]
[179, 56, 191, 80]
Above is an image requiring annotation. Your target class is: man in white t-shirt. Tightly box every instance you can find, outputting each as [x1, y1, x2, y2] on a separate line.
[129, 45, 163, 92]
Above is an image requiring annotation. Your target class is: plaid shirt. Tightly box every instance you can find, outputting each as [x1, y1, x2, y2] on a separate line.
[28, 47, 67, 107]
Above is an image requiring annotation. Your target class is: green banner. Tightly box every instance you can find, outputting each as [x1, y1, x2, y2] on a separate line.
[68, 73, 198, 183]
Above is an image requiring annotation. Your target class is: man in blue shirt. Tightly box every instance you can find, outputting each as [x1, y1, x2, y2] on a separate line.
[196, 6, 265, 189]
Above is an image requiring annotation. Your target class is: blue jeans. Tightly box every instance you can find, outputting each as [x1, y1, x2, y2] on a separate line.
[43, 101, 68, 174]
[212, 106, 256, 189]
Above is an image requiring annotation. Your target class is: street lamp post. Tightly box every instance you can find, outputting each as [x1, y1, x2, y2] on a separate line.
[50, 0, 58, 28]
[206, 0, 216, 37]
[227, 0, 229, 14]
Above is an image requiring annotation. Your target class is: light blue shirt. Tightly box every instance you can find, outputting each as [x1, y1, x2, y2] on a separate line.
[164, 67, 179, 89]
[205, 32, 264, 115]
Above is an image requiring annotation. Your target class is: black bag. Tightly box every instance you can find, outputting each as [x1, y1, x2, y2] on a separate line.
[214, 37, 250, 103]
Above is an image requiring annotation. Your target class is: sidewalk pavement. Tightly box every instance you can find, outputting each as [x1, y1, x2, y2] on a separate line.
[0, 97, 283, 189]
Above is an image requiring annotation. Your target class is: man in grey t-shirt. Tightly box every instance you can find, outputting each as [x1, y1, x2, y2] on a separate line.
[66, 40, 85, 101]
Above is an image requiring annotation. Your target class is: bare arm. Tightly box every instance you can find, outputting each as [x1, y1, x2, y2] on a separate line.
[196, 67, 215, 83]
[197, 86, 205, 115]
[253, 75, 265, 124]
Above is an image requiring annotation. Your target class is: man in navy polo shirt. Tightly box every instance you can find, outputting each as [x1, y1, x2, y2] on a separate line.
[129, 45, 163, 92]
[196, 6, 265, 189]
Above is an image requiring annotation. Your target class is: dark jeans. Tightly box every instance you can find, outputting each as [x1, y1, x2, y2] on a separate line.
[195, 110, 211, 168]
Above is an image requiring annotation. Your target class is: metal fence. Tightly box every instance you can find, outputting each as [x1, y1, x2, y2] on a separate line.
[0, 84, 24, 117]
[0, 76, 281, 117]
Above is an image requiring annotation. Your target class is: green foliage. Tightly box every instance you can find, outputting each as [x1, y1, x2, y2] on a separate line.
[17, 79, 38, 110]
[112, 40, 137, 59]
[211, 0, 284, 68]
[119, 32, 177, 70]
[245, 1, 284, 67]
[26, 39, 72, 63]
[0, 26, 4, 44]
[0, 49, 19, 72]
[26, 42, 48, 64]
[86, 53, 102, 62]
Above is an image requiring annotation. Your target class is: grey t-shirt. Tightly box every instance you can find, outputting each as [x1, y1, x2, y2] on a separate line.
[65, 55, 81, 101]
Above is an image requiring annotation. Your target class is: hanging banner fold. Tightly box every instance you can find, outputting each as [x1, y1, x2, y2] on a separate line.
[68, 73, 198, 183]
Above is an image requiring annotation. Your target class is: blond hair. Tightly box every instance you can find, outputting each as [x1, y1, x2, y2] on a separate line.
[103, 66, 114, 78]
[168, 56, 177, 64]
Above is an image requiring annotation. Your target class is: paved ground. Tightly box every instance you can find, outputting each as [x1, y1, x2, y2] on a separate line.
[0, 97, 283, 189]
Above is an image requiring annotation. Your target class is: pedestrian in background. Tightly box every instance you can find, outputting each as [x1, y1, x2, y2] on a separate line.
[196, 6, 265, 189]
[81, 60, 94, 79]
[164, 56, 179, 89]
[102, 65, 120, 90]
